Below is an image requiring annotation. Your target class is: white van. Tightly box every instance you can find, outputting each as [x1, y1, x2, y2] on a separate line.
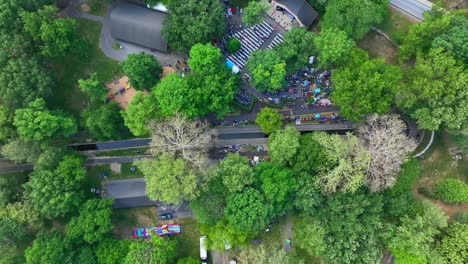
[200, 236, 208, 264]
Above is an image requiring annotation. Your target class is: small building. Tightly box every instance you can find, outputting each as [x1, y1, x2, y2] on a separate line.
[272, 0, 319, 27]
[109, 3, 168, 52]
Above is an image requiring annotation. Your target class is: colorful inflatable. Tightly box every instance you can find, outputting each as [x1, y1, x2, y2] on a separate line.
[132, 224, 182, 238]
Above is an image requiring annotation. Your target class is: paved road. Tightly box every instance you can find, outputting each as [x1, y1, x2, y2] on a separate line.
[390, 0, 432, 20]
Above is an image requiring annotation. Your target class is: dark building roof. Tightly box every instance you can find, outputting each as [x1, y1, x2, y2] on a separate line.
[109, 3, 168, 52]
[275, 0, 319, 27]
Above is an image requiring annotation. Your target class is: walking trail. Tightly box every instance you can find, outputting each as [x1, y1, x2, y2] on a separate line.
[412, 186, 468, 218]
[281, 214, 293, 252]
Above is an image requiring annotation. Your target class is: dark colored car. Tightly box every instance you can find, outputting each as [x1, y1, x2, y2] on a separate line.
[158, 213, 173, 220]
[276, 6, 285, 11]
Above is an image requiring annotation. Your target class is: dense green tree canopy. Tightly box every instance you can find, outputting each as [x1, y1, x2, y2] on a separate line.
[332, 55, 402, 121]
[200, 218, 249, 250]
[293, 215, 327, 257]
[25, 230, 73, 264]
[397, 48, 467, 131]
[0, 140, 41, 165]
[256, 162, 297, 213]
[312, 132, 370, 194]
[155, 46, 238, 118]
[225, 188, 271, 234]
[275, 27, 315, 73]
[95, 238, 131, 264]
[0, 106, 16, 142]
[66, 198, 114, 244]
[0, 218, 25, 247]
[121, 52, 162, 90]
[14, 98, 77, 142]
[237, 244, 292, 264]
[0, 58, 53, 109]
[82, 102, 126, 140]
[292, 133, 328, 175]
[74, 246, 97, 264]
[24, 155, 86, 218]
[121, 92, 161, 136]
[437, 222, 468, 263]
[322, 0, 388, 39]
[190, 177, 226, 225]
[136, 155, 199, 204]
[318, 191, 385, 264]
[227, 38, 241, 54]
[268, 126, 300, 167]
[21, 5, 78, 57]
[246, 49, 287, 92]
[218, 153, 254, 193]
[162, 0, 225, 51]
[123, 236, 177, 264]
[388, 201, 448, 262]
[78, 73, 107, 104]
[314, 27, 354, 67]
[242, 1, 268, 26]
[255, 107, 283, 135]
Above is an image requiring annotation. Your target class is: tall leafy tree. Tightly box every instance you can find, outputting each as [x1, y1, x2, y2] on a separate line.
[314, 27, 354, 67]
[121, 52, 162, 90]
[121, 92, 161, 136]
[237, 244, 291, 264]
[256, 162, 297, 213]
[25, 230, 73, 264]
[190, 176, 227, 225]
[66, 198, 114, 244]
[0, 218, 26, 247]
[437, 222, 468, 263]
[218, 153, 254, 193]
[317, 191, 385, 264]
[312, 132, 370, 194]
[82, 102, 126, 140]
[397, 48, 467, 131]
[275, 27, 315, 73]
[255, 107, 283, 135]
[155, 45, 238, 118]
[200, 218, 249, 250]
[135, 155, 199, 204]
[322, 0, 388, 39]
[0, 58, 53, 109]
[293, 215, 327, 257]
[268, 126, 300, 167]
[242, 1, 268, 26]
[78, 73, 108, 104]
[332, 55, 402, 121]
[124, 236, 177, 264]
[388, 201, 448, 262]
[246, 49, 286, 92]
[21, 5, 79, 57]
[14, 98, 77, 142]
[0, 106, 16, 142]
[224, 188, 271, 234]
[292, 133, 328, 175]
[162, 0, 225, 51]
[95, 238, 131, 264]
[24, 155, 86, 218]
[0, 140, 41, 165]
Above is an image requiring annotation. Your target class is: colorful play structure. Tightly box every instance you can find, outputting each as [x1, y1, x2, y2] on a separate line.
[132, 224, 182, 238]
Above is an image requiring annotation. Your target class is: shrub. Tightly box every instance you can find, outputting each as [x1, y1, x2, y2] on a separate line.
[227, 38, 241, 54]
[418, 186, 436, 198]
[436, 178, 468, 204]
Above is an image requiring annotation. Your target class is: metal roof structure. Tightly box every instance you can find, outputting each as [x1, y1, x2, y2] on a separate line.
[274, 0, 319, 27]
[109, 3, 168, 52]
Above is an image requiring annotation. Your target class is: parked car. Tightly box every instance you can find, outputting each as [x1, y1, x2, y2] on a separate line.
[158, 213, 173, 220]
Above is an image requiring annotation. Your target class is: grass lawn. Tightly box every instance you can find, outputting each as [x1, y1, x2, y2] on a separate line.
[174, 218, 201, 258]
[378, 7, 413, 41]
[112, 207, 158, 239]
[50, 19, 122, 116]
[86, 163, 143, 182]
[417, 132, 467, 189]
[94, 147, 150, 157]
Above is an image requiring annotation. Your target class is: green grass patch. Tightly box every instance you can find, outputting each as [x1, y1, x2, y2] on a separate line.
[174, 218, 201, 258]
[378, 7, 413, 44]
[50, 19, 122, 116]
[86, 0, 110, 17]
[94, 148, 150, 157]
[417, 132, 468, 190]
[87, 163, 143, 182]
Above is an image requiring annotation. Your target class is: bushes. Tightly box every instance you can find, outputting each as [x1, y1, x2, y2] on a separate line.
[436, 179, 468, 204]
[227, 38, 241, 54]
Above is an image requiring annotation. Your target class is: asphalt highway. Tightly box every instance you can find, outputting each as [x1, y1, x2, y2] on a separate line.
[390, 0, 432, 20]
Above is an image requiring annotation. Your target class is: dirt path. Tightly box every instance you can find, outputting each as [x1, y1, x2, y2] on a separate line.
[281, 214, 293, 252]
[412, 185, 468, 218]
